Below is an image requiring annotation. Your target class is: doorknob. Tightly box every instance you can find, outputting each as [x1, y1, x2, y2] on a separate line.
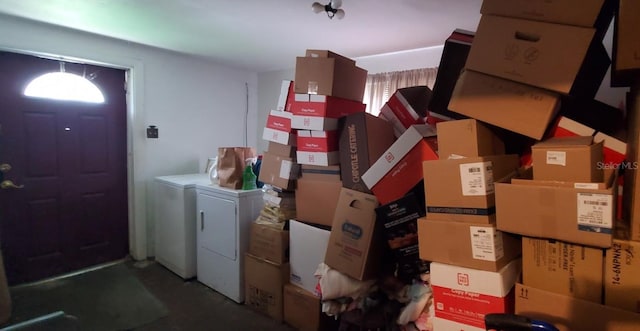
[0, 164, 10, 173]
[0, 180, 24, 189]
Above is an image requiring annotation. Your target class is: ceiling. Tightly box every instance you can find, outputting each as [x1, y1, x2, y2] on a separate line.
[0, 0, 483, 73]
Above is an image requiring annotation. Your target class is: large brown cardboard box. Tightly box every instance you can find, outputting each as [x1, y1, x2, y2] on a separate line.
[614, 0, 640, 74]
[284, 283, 338, 331]
[339, 112, 395, 193]
[249, 222, 289, 264]
[305, 49, 355, 65]
[515, 283, 640, 331]
[423, 154, 520, 223]
[531, 136, 604, 182]
[417, 217, 521, 272]
[324, 188, 380, 280]
[448, 69, 560, 140]
[495, 174, 616, 248]
[465, 15, 610, 98]
[623, 78, 640, 242]
[436, 118, 505, 158]
[295, 172, 342, 227]
[268, 141, 296, 158]
[480, 0, 614, 30]
[605, 239, 640, 313]
[522, 237, 604, 303]
[258, 152, 299, 190]
[294, 54, 367, 102]
[244, 253, 290, 322]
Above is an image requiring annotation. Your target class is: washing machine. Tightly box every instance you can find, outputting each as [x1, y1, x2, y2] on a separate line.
[154, 173, 210, 279]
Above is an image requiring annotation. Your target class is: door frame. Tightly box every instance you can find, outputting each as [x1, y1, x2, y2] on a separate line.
[0, 47, 148, 261]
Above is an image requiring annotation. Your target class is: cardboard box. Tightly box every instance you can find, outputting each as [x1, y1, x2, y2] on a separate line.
[531, 136, 604, 182]
[423, 154, 520, 223]
[547, 116, 596, 138]
[361, 124, 438, 205]
[613, 0, 640, 75]
[605, 239, 640, 313]
[324, 188, 380, 280]
[515, 283, 640, 331]
[436, 119, 505, 158]
[258, 152, 299, 190]
[296, 151, 339, 166]
[465, 15, 610, 98]
[284, 283, 338, 331]
[295, 177, 342, 227]
[375, 193, 426, 282]
[267, 141, 296, 158]
[300, 164, 340, 181]
[291, 94, 365, 118]
[305, 49, 355, 65]
[263, 110, 296, 145]
[448, 69, 560, 140]
[339, 112, 396, 193]
[594, 132, 627, 166]
[296, 130, 338, 153]
[480, 0, 614, 31]
[244, 253, 290, 322]
[431, 259, 521, 330]
[294, 56, 367, 102]
[291, 115, 339, 131]
[249, 222, 290, 265]
[418, 217, 521, 272]
[522, 237, 604, 303]
[289, 220, 331, 295]
[383, 86, 432, 128]
[428, 29, 475, 120]
[624, 84, 640, 241]
[276, 80, 295, 112]
[495, 174, 616, 248]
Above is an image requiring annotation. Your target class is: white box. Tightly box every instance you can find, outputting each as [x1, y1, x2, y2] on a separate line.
[434, 317, 484, 331]
[277, 80, 293, 111]
[431, 259, 522, 329]
[291, 115, 339, 131]
[296, 151, 340, 166]
[290, 220, 331, 295]
[361, 124, 437, 189]
[263, 127, 296, 146]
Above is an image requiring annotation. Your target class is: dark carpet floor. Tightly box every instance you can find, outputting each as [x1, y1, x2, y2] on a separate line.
[4, 259, 297, 331]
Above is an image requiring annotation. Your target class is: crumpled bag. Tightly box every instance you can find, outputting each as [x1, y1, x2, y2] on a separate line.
[216, 147, 256, 189]
[314, 263, 375, 301]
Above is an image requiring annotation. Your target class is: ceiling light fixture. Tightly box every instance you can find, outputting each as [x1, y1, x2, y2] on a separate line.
[311, 0, 345, 20]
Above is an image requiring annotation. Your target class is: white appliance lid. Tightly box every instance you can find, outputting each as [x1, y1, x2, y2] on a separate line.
[154, 173, 210, 188]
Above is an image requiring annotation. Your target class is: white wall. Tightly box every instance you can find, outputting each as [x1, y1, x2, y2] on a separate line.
[0, 14, 259, 259]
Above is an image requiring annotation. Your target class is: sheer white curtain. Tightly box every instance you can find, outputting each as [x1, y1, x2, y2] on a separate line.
[363, 67, 438, 115]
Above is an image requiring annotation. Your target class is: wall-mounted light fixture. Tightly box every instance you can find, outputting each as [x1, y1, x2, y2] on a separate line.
[311, 0, 345, 19]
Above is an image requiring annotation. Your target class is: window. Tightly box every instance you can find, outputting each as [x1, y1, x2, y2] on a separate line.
[23, 72, 105, 103]
[363, 67, 438, 115]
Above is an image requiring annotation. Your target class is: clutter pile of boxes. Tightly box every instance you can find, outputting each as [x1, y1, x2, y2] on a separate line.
[242, 1, 640, 330]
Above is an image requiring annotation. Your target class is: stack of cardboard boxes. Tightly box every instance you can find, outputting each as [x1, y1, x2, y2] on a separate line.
[418, 119, 522, 330]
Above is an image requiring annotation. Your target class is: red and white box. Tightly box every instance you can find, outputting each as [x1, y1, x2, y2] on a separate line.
[361, 124, 438, 205]
[378, 105, 408, 138]
[594, 132, 627, 166]
[291, 94, 365, 118]
[263, 110, 296, 145]
[291, 116, 340, 131]
[431, 259, 522, 330]
[296, 130, 339, 153]
[548, 116, 596, 138]
[276, 80, 295, 112]
[296, 151, 340, 166]
[385, 90, 427, 128]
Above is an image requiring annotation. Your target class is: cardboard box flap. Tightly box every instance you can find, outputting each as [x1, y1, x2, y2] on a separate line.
[305, 49, 356, 65]
[532, 136, 595, 148]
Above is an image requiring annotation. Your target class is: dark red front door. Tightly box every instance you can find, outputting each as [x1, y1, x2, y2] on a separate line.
[0, 51, 128, 285]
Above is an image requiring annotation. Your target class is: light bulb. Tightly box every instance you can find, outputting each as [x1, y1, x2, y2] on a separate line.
[335, 9, 345, 19]
[311, 2, 324, 13]
[330, 0, 342, 9]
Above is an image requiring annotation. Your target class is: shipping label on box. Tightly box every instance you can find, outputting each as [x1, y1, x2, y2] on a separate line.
[324, 188, 380, 280]
[431, 259, 521, 329]
[605, 239, 640, 313]
[522, 237, 604, 303]
[448, 70, 560, 140]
